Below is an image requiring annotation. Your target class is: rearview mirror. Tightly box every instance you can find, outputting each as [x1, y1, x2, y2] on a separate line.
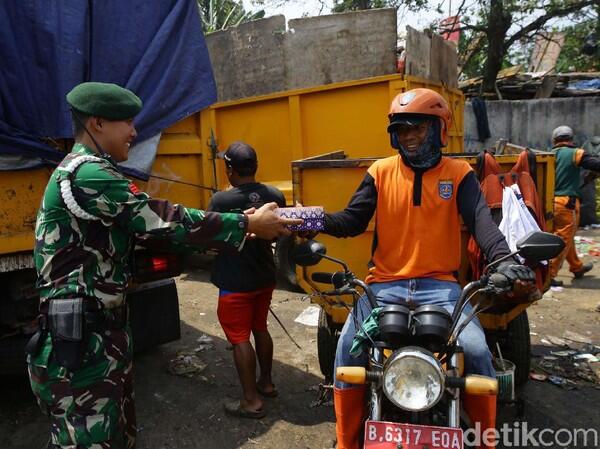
[290, 240, 326, 267]
[516, 232, 565, 262]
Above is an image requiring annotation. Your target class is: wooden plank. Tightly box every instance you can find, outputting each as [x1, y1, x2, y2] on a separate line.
[405, 26, 431, 80]
[444, 39, 458, 88]
[430, 33, 458, 88]
[497, 65, 523, 79]
[534, 75, 558, 99]
[430, 33, 444, 84]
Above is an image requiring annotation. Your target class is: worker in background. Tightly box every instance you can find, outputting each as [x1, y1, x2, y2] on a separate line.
[27, 82, 300, 449]
[549, 126, 600, 287]
[208, 142, 286, 419]
[579, 136, 600, 229]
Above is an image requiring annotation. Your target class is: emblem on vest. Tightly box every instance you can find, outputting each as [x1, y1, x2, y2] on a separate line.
[438, 180, 453, 200]
[249, 192, 261, 203]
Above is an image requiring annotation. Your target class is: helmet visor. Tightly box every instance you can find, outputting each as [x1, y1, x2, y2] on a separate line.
[387, 113, 433, 133]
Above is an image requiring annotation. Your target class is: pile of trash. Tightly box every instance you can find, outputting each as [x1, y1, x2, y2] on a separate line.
[167, 352, 208, 377]
[167, 334, 215, 377]
[574, 236, 600, 258]
[531, 331, 600, 389]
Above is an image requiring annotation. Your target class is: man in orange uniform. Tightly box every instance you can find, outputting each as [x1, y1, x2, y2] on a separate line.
[549, 126, 600, 287]
[323, 89, 535, 449]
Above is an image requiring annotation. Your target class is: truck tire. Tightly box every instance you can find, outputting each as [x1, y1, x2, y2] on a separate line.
[274, 236, 301, 291]
[499, 311, 531, 387]
[318, 308, 340, 381]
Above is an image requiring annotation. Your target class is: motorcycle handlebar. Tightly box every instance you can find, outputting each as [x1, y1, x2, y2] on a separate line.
[489, 272, 511, 290]
[310, 271, 378, 310]
[350, 278, 379, 310]
[311, 272, 336, 284]
[311, 271, 347, 289]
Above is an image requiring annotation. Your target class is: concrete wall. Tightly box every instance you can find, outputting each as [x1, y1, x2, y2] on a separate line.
[285, 9, 397, 89]
[464, 97, 600, 152]
[206, 16, 287, 102]
[206, 9, 397, 102]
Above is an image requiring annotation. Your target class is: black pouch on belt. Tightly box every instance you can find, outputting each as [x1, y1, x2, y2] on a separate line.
[24, 315, 48, 357]
[48, 298, 86, 371]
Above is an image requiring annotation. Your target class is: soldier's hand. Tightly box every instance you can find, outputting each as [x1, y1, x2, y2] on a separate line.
[246, 203, 303, 240]
[243, 207, 258, 239]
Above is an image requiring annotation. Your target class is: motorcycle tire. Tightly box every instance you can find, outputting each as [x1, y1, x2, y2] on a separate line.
[317, 308, 340, 381]
[499, 311, 531, 387]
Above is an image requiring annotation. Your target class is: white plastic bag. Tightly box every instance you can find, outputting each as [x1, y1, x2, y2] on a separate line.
[498, 184, 541, 259]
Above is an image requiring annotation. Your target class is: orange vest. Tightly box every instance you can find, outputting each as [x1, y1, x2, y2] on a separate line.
[366, 155, 472, 283]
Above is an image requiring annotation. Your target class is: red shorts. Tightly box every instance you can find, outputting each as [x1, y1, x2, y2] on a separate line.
[217, 286, 275, 344]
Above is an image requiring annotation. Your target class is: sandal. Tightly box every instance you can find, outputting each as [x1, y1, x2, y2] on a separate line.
[256, 384, 279, 398]
[224, 400, 266, 419]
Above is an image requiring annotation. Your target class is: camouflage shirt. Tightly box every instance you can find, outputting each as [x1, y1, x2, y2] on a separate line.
[34, 144, 246, 308]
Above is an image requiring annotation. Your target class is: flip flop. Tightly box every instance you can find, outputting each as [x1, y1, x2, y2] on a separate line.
[224, 400, 266, 419]
[256, 384, 279, 398]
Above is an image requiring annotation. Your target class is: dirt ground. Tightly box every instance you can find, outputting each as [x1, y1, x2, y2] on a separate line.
[2, 231, 600, 449]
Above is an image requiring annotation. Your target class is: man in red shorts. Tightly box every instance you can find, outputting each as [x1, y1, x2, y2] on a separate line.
[209, 141, 286, 418]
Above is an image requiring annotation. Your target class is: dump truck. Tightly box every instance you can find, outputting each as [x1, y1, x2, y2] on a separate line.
[1, 5, 444, 373]
[0, 1, 216, 373]
[1, 5, 555, 387]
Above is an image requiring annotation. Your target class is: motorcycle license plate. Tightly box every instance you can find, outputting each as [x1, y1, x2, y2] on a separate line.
[364, 420, 463, 449]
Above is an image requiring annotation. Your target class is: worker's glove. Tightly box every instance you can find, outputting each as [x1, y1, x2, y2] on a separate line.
[495, 260, 536, 284]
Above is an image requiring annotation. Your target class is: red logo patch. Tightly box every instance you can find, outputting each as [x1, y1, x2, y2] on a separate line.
[128, 183, 141, 195]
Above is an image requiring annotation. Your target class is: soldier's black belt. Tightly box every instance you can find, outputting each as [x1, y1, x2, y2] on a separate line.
[38, 299, 128, 331]
[26, 298, 128, 369]
[86, 304, 128, 331]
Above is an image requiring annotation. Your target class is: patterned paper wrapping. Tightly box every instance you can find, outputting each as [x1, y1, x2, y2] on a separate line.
[276, 206, 325, 231]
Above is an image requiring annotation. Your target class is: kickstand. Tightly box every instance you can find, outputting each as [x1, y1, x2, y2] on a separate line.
[309, 382, 333, 408]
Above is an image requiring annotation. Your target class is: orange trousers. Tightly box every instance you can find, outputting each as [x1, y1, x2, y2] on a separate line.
[549, 196, 583, 278]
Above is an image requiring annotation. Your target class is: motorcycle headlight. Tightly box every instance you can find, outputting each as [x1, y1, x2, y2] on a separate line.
[382, 348, 445, 412]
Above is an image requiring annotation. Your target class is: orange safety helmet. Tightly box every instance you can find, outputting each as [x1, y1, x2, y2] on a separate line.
[388, 88, 452, 146]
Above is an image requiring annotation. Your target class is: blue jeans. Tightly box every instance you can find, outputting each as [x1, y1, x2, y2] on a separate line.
[334, 278, 495, 388]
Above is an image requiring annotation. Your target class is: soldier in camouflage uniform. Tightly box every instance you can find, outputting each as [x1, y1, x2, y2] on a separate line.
[27, 82, 299, 449]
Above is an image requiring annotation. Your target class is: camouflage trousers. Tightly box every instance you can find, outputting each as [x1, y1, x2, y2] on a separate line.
[28, 326, 136, 449]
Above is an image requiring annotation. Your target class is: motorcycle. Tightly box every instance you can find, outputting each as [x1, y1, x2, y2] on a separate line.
[292, 231, 564, 449]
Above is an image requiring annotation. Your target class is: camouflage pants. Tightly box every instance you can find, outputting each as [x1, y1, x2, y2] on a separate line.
[28, 326, 136, 449]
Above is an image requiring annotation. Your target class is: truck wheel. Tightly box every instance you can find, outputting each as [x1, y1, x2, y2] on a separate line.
[318, 308, 340, 381]
[274, 236, 300, 291]
[499, 311, 531, 387]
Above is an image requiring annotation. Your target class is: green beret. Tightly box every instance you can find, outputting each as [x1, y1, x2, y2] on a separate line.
[66, 82, 142, 120]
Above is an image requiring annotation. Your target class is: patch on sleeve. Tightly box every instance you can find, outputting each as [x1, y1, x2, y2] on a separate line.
[438, 180, 453, 200]
[128, 182, 141, 196]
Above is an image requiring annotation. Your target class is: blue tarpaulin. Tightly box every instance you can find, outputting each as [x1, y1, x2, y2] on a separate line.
[568, 79, 600, 90]
[0, 0, 216, 178]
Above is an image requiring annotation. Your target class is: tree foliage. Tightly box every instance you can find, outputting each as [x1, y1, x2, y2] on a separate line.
[331, 0, 428, 12]
[555, 6, 600, 72]
[198, 0, 265, 33]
